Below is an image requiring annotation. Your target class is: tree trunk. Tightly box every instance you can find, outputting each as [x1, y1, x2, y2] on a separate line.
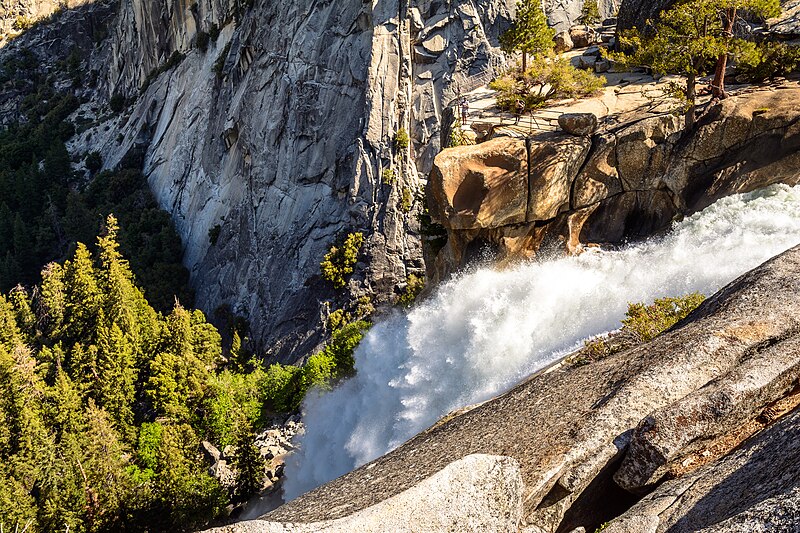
[522, 51, 527, 72]
[712, 8, 736, 99]
[686, 71, 697, 129]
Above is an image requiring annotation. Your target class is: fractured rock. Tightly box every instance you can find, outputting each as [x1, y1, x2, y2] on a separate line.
[554, 31, 574, 53]
[614, 334, 800, 493]
[606, 406, 800, 532]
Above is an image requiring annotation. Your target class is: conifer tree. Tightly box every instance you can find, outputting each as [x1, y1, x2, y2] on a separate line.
[97, 321, 137, 436]
[710, 0, 780, 98]
[581, 0, 600, 25]
[501, 0, 555, 71]
[233, 427, 265, 501]
[82, 401, 128, 531]
[62, 243, 101, 343]
[612, 0, 781, 126]
[37, 262, 67, 338]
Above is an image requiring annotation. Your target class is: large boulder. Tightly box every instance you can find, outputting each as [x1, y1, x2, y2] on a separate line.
[263, 246, 800, 532]
[559, 113, 599, 136]
[427, 84, 800, 281]
[427, 135, 591, 231]
[209, 455, 524, 532]
[427, 137, 530, 231]
[554, 31, 574, 53]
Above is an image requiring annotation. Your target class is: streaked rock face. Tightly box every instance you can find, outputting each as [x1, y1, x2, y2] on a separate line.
[74, 0, 516, 361]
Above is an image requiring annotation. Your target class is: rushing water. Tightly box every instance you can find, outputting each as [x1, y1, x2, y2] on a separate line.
[282, 184, 800, 500]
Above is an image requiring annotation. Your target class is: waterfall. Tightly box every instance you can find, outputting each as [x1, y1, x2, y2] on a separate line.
[282, 184, 800, 500]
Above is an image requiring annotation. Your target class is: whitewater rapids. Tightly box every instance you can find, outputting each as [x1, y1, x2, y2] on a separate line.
[282, 184, 800, 500]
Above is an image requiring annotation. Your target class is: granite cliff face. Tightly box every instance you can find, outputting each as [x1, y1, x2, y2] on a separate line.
[1, 0, 520, 361]
[0, 0, 627, 360]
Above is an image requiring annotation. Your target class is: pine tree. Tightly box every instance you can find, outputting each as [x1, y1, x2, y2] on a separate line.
[62, 242, 102, 343]
[612, 0, 781, 127]
[581, 0, 601, 25]
[82, 401, 129, 531]
[500, 0, 555, 71]
[710, 0, 781, 98]
[37, 262, 67, 338]
[97, 321, 137, 436]
[233, 427, 265, 502]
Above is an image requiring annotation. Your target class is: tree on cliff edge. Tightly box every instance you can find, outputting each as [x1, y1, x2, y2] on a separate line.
[610, 0, 779, 128]
[709, 0, 780, 98]
[501, 0, 555, 71]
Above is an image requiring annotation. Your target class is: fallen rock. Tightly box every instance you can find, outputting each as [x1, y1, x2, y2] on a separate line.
[201, 440, 222, 464]
[209, 454, 524, 533]
[554, 31, 574, 53]
[558, 113, 599, 136]
[569, 26, 595, 48]
[594, 58, 611, 73]
[606, 406, 800, 533]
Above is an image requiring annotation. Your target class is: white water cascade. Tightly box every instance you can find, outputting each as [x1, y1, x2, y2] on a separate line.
[282, 184, 800, 500]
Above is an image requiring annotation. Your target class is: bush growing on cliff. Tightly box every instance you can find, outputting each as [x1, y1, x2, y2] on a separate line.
[734, 41, 800, 82]
[574, 292, 706, 365]
[490, 56, 605, 113]
[320, 232, 364, 289]
[397, 274, 425, 308]
[581, 0, 601, 25]
[395, 128, 410, 152]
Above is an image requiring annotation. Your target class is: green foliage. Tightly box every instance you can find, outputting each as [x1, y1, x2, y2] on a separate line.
[581, 0, 601, 25]
[395, 128, 410, 151]
[85, 151, 102, 174]
[0, 223, 236, 531]
[197, 30, 211, 53]
[327, 308, 349, 330]
[0, 59, 191, 312]
[204, 368, 266, 447]
[621, 292, 706, 343]
[382, 167, 396, 185]
[448, 118, 473, 148]
[397, 274, 425, 308]
[233, 428, 266, 501]
[500, 0, 555, 66]
[320, 232, 364, 289]
[491, 56, 605, 112]
[13, 15, 36, 31]
[734, 41, 800, 82]
[575, 292, 706, 365]
[400, 187, 414, 213]
[109, 92, 126, 113]
[609, 0, 781, 126]
[260, 320, 371, 413]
